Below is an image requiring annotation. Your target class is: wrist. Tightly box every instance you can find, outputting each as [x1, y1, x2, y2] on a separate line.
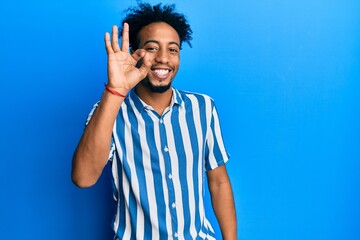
[104, 83, 128, 98]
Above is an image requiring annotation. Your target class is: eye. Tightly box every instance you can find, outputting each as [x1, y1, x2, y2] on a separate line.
[146, 46, 158, 52]
[169, 48, 179, 54]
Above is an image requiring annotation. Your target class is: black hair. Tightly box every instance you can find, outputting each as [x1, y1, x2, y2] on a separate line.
[120, 2, 193, 50]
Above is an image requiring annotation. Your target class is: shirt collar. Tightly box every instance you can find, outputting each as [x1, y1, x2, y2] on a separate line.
[128, 87, 184, 113]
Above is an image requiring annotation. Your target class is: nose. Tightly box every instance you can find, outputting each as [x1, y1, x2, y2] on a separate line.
[155, 48, 169, 64]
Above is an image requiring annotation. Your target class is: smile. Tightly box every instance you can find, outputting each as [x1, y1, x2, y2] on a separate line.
[151, 68, 172, 79]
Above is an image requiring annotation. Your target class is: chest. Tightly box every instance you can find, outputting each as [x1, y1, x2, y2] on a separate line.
[114, 105, 210, 178]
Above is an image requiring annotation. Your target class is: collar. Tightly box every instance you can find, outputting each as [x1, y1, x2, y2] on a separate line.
[128, 87, 184, 113]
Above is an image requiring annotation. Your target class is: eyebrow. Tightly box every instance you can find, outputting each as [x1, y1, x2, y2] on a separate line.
[143, 40, 180, 48]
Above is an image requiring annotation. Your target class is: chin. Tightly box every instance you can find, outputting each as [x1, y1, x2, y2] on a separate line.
[142, 77, 172, 93]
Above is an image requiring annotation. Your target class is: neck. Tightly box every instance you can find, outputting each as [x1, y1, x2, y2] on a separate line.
[135, 84, 173, 115]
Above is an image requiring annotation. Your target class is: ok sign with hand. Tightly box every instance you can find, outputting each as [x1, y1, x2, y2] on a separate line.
[104, 23, 151, 96]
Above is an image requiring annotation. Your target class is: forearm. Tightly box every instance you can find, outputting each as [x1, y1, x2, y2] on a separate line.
[71, 90, 123, 188]
[208, 170, 237, 239]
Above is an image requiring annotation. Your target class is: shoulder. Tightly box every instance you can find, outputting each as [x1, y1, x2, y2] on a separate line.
[175, 89, 216, 108]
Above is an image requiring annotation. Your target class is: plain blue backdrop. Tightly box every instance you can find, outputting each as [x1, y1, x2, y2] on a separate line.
[0, 0, 359, 239]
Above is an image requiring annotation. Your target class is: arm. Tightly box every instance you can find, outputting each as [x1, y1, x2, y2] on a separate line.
[207, 164, 237, 240]
[71, 23, 151, 188]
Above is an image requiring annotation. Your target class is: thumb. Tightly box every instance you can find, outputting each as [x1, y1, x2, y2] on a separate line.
[137, 52, 151, 79]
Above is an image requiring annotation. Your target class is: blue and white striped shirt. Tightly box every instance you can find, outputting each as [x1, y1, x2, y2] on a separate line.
[87, 88, 230, 240]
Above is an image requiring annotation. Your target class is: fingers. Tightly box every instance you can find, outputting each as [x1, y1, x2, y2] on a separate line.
[104, 26, 121, 54]
[121, 22, 130, 52]
[137, 52, 151, 79]
[111, 25, 121, 52]
[132, 50, 151, 80]
[132, 49, 146, 68]
[131, 49, 146, 62]
[105, 23, 130, 55]
[104, 32, 113, 54]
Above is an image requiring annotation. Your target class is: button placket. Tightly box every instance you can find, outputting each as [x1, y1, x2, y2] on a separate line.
[158, 111, 178, 232]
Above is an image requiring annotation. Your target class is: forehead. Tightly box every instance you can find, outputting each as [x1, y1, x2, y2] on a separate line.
[138, 22, 180, 45]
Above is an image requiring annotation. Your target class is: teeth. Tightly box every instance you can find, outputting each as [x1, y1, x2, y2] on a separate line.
[153, 69, 170, 76]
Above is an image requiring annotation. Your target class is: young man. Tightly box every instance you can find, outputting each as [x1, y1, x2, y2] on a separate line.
[72, 3, 237, 240]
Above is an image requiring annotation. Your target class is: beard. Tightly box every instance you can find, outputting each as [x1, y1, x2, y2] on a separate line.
[141, 76, 172, 93]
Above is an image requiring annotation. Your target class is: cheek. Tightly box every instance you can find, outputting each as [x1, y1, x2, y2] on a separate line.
[147, 53, 157, 62]
[172, 56, 180, 67]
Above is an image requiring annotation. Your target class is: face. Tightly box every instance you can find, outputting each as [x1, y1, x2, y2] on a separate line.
[137, 22, 181, 93]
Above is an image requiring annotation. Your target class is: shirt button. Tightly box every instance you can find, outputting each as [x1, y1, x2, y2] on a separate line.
[168, 173, 173, 179]
[174, 232, 178, 238]
[164, 146, 169, 152]
[172, 202, 176, 208]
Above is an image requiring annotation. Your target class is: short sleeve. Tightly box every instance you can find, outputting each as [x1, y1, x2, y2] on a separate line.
[85, 102, 115, 162]
[204, 102, 230, 171]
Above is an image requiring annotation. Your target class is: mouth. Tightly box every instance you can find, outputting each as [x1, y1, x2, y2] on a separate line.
[150, 66, 172, 80]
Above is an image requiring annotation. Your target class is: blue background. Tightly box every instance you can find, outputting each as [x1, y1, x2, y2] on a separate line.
[1, 0, 359, 239]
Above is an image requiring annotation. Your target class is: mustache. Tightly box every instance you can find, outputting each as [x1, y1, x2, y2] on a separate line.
[135, 61, 174, 71]
[150, 64, 174, 70]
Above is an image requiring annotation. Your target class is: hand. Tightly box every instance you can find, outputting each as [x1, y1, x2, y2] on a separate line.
[104, 23, 151, 95]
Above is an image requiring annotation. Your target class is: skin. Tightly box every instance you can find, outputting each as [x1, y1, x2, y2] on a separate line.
[135, 22, 181, 115]
[71, 21, 237, 239]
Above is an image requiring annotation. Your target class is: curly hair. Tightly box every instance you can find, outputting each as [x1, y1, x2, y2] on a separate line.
[120, 2, 193, 51]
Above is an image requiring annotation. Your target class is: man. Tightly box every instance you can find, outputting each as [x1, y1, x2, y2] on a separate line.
[72, 3, 236, 239]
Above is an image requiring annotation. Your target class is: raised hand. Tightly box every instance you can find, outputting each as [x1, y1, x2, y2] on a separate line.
[104, 23, 151, 95]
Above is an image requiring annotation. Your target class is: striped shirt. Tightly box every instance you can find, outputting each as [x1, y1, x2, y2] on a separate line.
[87, 88, 230, 240]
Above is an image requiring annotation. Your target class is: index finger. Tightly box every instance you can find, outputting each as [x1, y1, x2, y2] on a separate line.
[121, 22, 130, 52]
